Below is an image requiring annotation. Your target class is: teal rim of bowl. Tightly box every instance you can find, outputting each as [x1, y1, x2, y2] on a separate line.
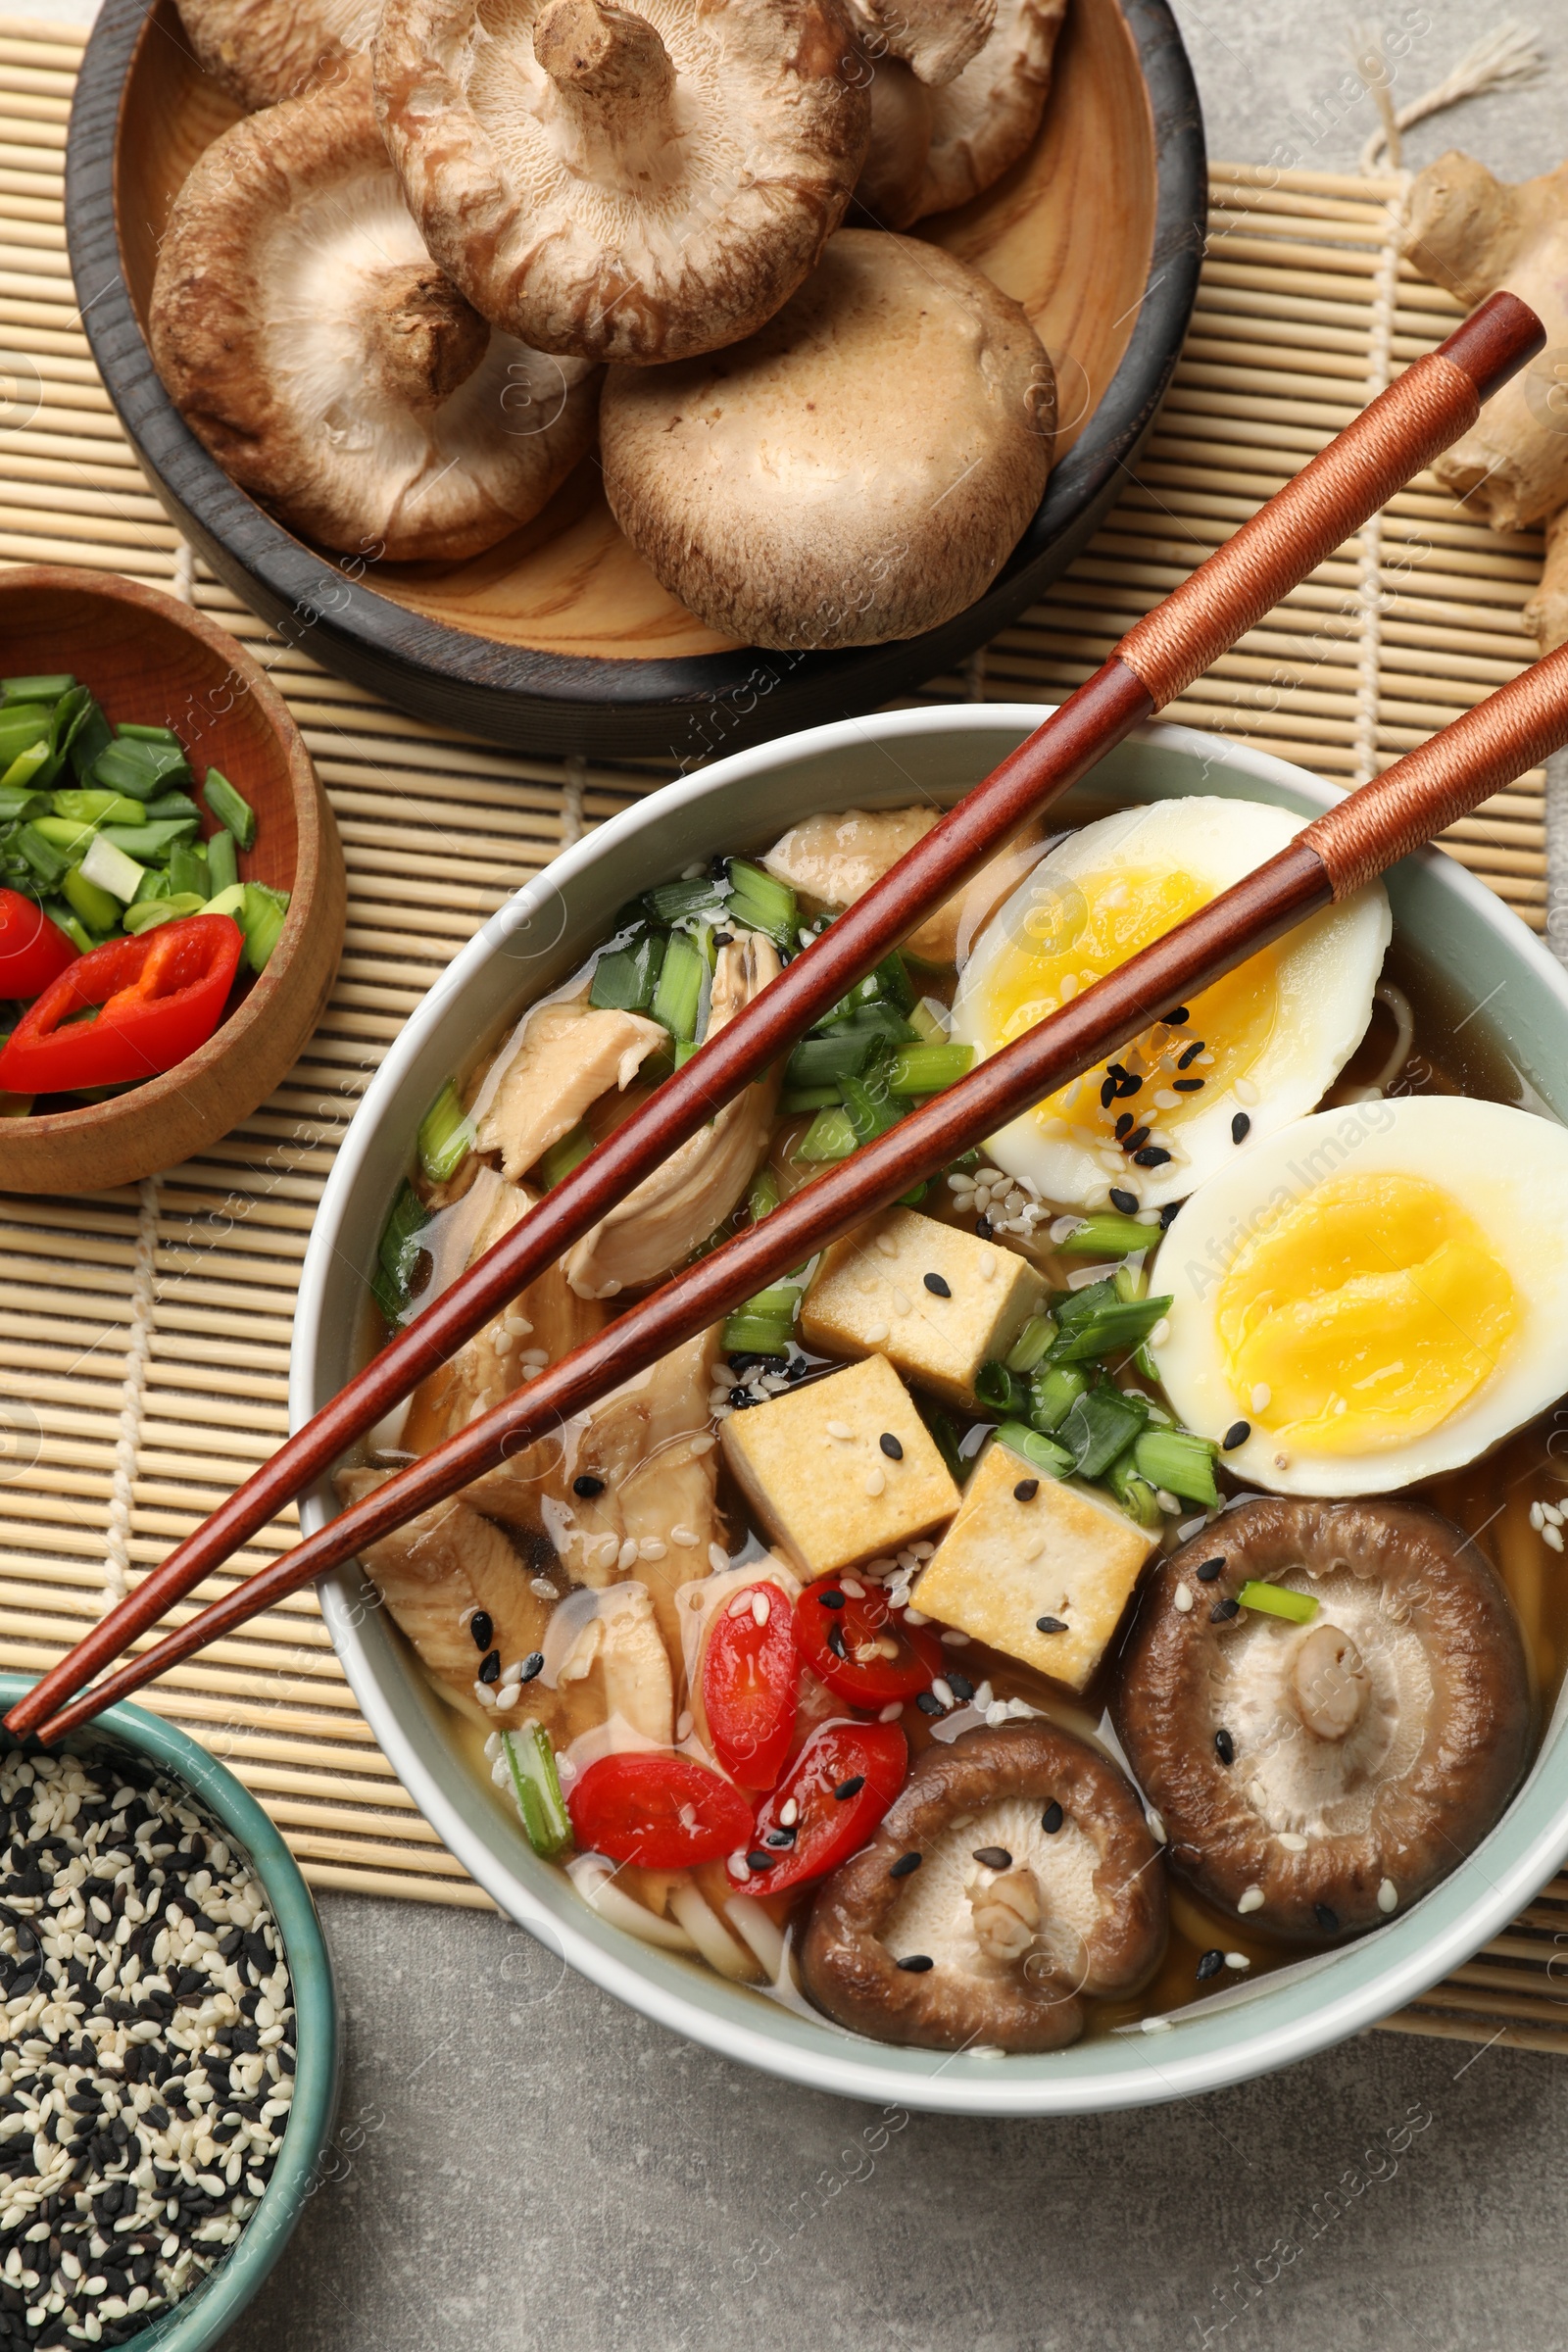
[0, 1674, 339, 2352]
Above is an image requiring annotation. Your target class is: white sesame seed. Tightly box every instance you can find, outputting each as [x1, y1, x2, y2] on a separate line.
[671, 1525, 700, 1547]
[825, 1419, 854, 1440]
[1545, 1501, 1564, 1528]
[751, 1592, 770, 1627]
[977, 1251, 997, 1280]
[709, 1544, 729, 1573]
[841, 1577, 865, 1596]
[892, 1289, 912, 1315]
[940, 1628, 970, 1645]
[1224, 1952, 1250, 1971]
[1237, 1886, 1265, 1915]
[878, 1701, 904, 1723]
[875, 1233, 899, 1257]
[948, 1173, 975, 1195]
[1531, 1501, 1545, 1531]
[1546, 1525, 1565, 1554]
[1276, 1832, 1308, 1852]
[932, 1679, 956, 1709]
[676, 1711, 694, 1740]
[1173, 1585, 1193, 1614]
[1377, 1879, 1398, 1914]
[1234, 1078, 1259, 1104]
[1141, 2016, 1172, 2034]
[863, 1322, 890, 1343]
[863, 1468, 886, 1497]
[530, 1575, 559, 1598]
[905, 1604, 929, 1623]
[1250, 1384, 1271, 1413]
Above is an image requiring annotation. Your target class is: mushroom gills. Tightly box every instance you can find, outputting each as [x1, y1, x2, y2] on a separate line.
[884, 1794, 1100, 1988]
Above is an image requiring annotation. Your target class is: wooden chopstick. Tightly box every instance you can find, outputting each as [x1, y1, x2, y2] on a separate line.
[3, 290, 1544, 1745]
[33, 631, 1568, 1741]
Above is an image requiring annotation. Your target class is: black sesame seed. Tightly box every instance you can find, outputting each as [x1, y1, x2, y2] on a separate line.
[818, 1590, 846, 1608]
[1210, 1597, 1241, 1624]
[1100, 1076, 1117, 1109]
[889, 1853, 922, 1879]
[468, 1610, 493, 1653]
[1177, 1040, 1205, 1069]
[826, 1623, 848, 1658]
[923, 1272, 952, 1298]
[1117, 1073, 1143, 1098]
[1214, 1728, 1236, 1765]
[1035, 1616, 1067, 1634]
[972, 1846, 1013, 1870]
[1196, 1948, 1225, 1982]
[518, 1651, 545, 1685]
[1109, 1188, 1138, 1214]
[1195, 1556, 1225, 1582]
[745, 1850, 774, 1873]
[711, 931, 733, 948]
[947, 1673, 974, 1700]
[477, 1649, 501, 1685]
[895, 1955, 934, 1973]
[976, 1214, 993, 1239]
[879, 1432, 905, 1459]
[1164, 1006, 1190, 1026]
[572, 1474, 605, 1497]
[1315, 1904, 1341, 1934]
[1041, 1801, 1064, 1835]
[833, 1776, 865, 1801]
[1013, 1479, 1040, 1502]
[1107, 1062, 1129, 1082]
[1123, 1125, 1151, 1152]
[1231, 1111, 1251, 1145]
[914, 1691, 944, 1716]
[1221, 1420, 1250, 1451]
[1173, 1078, 1204, 1092]
[1114, 1112, 1134, 1141]
[1159, 1201, 1181, 1228]
[1133, 1146, 1171, 1168]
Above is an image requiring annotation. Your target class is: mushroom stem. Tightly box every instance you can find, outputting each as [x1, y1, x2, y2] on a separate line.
[533, 0, 679, 183]
[969, 1864, 1041, 1965]
[363, 262, 491, 414]
[1290, 1622, 1371, 1742]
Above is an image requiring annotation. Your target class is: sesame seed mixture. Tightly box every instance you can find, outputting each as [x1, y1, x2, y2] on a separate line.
[0, 1749, 294, 2346]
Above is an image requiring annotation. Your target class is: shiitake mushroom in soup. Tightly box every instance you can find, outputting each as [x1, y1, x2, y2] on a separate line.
[340, 797, 1567, 2053]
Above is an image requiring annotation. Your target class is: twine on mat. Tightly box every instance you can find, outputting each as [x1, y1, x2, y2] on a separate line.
[1353, 172, 1411, 786]
[1354, 17, 1544, 173]
[171, 538, 195, 606]
[561, 756, 586, 850]
[102, 1178, 160, 1610]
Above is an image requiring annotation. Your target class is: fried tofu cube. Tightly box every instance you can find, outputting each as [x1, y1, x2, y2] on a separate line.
[719, 1353, 959, 1578]
[801, 1209, 1048, 1411]
[913, 1439, 1159, 1691]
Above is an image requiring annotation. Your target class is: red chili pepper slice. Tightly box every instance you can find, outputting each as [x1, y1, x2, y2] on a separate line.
[0, 889, 76, 1001]
[794, 1576, 945, 1706]
[701, 1582, 801, 1791]
[743, 1720, 908, 1896]
[0, 912, 242, 1096]
[566, 1751, 754, 1869]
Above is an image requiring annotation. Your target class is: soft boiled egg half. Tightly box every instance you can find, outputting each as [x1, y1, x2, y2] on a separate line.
[949, 798, 1391, 1210]
[1151, 1096, 1568, 1496]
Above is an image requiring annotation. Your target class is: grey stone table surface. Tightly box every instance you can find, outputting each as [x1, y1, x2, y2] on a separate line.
[26, 0, 1568, 2343]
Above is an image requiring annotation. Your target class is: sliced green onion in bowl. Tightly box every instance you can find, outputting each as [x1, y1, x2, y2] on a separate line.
[417, 1079, 473, 1183]
[1236, 1581, 1319, 1625]
[1058, 1212, 1156, 1258]
[502, 1723, 572, 1857]
[996, 1422, 1075, 1480]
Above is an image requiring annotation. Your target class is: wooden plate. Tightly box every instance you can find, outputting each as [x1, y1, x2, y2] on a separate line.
[65, 0, 1205, 760]
[0, 566, 345, 1197]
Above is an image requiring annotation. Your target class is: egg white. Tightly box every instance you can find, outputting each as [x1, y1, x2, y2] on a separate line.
[949, 798, 1392, 1211]
[1151, 1096, 1568, 1496]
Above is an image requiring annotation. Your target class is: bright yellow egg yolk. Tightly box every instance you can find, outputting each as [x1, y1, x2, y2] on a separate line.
[1215, 1172, 1518, 1453]
[979, 865, 1279, 1145]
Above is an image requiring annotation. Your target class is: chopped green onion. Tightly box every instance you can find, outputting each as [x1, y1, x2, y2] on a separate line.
[168, 839, 210, 901]
[975, 1360, 1030, 1417]
[919, 1402, 972, 1486]
[375, 1180, 430, 1321]
[0, 742, 55, 795]
[205, 827, 239, 896]
[0, 787, 47, 823]
[908, 998, 949, 1045]
[2, 675, 73, 703]
[1114, 1261, 1149, 1303]
[540, 1122, 594, 1188]
[721, 1315, 794, 1357]
[502, 1723, 572, 1858]
[417, 1080, 473, 1183]
[884, 1042, 974, 1096]
[1058, 1212, 1156, 1257]
[672, 1038, 702, 1070]
[1103, 1451, 1164, 1529]
[1058, 1385, 1150, 1479]
[91, 738, 189, 799]
[836, 1069, 900, 1147]
[1134, 1428, 1219, 1508]
[49, 788, 144, 826]
[29, 814, 96, 857]
[1028, 1362, 1091, 1434]
[1004, 1313, 1057, 1376]
[748, 1166, 781, 1222]
[101, 819, 201, 861]
[589, 929, 665, 1013]
[135, 867, 177, 907]
[650, 929, 705, 1042]
[996, 1422, 1075, 1481]
[874, 951, 916, 1013]
[115, 721, 183, 746]
[724, 858, 797, 947]
[40, 900, 91, 956]
[1047, 1294, 1173, 1365]
[1236, 1580, 1319, 1625]
[644, 874, 727, 925]
[236, 881, 289, 972]
[68, 701, 113, 784]
[79, 833, 144, 905]
[784, 1027, 880, 1090]
[201, 767, 255, 848]
[141, 791, 202, 822]
[122, 894, 205, 935]
[61, 866, 120, 935]
[15, 823, 68, 889]
[779, 1086, 841, 1115]
[796, 1105, 858, 1162]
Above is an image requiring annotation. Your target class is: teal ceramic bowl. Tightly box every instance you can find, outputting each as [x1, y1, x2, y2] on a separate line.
[294, 706, 1568, 2115]
[0, 1674, 339, 2348]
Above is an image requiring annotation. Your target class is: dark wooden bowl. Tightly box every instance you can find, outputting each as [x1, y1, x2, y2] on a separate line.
[65, 0, 1204, 760]
[0, 566, 345, 1197]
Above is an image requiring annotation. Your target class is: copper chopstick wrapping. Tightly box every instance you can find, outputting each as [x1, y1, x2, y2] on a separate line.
[2, 289, 1544, 1745]
[37, 629, 1568, 1742]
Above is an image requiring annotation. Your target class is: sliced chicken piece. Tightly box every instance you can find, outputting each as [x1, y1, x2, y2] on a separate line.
[335, 1470, 566, 1734]
[401, 1167, 605, 1524]
[761, 806, 1040, 967]
[549, 1582, 674, 1748]
[469, 981, 666, 1184]
[564, 934, 782, 1299]
[539, 1326, 724, 1652]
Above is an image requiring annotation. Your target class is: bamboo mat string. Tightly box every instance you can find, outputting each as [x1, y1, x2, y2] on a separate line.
[2, 12, 1568, 2041]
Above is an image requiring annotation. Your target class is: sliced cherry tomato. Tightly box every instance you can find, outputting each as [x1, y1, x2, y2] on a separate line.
[702, 1581, 801, 1790]
[742, 1720, 907, 1896]
[566, 1751, 753, 1869]
[794, 1576, 945, 1706]
[0, 888, 76, 1000]
[0, 912, 242, 1096]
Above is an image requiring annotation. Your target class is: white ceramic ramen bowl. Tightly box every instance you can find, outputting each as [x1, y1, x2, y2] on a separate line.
[292, 705, 1568, 2115]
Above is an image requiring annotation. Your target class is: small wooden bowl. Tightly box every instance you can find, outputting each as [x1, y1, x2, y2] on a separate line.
[65, 0, 1206, 758]
[0, 565, 345, 1197]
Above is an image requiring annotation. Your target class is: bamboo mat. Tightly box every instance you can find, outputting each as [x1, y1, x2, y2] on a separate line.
[1, 16, 1565, 2052]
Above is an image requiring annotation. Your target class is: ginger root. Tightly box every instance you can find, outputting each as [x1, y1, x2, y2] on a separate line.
[1402, 150, 1568, 651]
